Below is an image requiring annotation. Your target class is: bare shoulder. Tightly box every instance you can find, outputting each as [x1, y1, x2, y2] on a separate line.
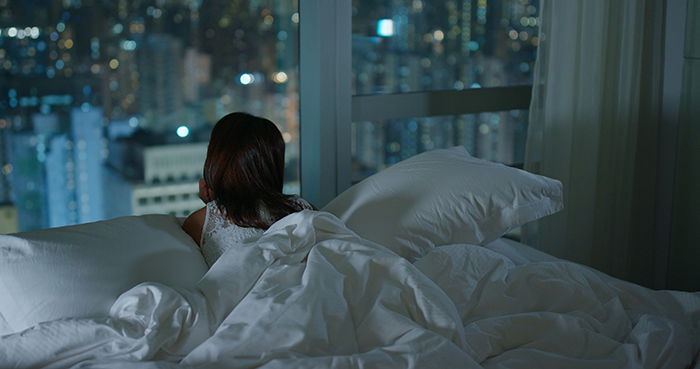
[182, 206, 207, 246]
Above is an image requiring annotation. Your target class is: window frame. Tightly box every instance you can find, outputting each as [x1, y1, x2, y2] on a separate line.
[299, 0, 533, 207]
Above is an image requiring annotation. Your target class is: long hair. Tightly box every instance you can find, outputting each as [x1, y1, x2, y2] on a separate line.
[203, 112, 304, 229]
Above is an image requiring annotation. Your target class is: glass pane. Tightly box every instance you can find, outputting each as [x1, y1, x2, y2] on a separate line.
[352, 0, 540, 94]
[0, 1, 299, 232]
[352, 110, 528, 183]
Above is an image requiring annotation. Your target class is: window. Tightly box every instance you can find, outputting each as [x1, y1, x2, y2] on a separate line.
[350, 0, 539, 183]
[0, 1, 300, 232]
[1, 0, 539, 230]
[300, 0, 539, 205]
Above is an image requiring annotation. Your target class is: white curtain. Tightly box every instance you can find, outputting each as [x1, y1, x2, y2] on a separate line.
[524, 0, 663, 286]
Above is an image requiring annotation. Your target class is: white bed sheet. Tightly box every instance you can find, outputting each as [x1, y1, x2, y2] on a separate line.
[1, 211, 698, 369]
[417, 242, 700, 369]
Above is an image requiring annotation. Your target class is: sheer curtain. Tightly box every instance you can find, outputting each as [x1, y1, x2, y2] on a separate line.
[524, 0, 664, 286]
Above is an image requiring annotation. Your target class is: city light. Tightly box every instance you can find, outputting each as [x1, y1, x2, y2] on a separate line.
[433, 30, 445, 41]
[121, 40, 137, 51]
[239, 73, 255, 85]
[377, 19, 394, 37]
[176, 125, 190, 138]
[479, 124, 490, 135]
[272, 71, 288, 83]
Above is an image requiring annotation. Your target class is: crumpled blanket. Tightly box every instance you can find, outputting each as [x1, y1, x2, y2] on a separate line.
[1, 210, 698, 369]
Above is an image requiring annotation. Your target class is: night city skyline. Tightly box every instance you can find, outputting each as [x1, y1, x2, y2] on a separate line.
[0, 0, 538, 232]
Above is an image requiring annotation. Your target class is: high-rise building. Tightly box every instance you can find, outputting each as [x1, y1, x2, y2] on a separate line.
[183, 48, 212, 104]
[138, 33, 184, 132]
[104, 142, 207, 218]
[142, 143, 206, 184]
[0, 121, 12, 205]
[5, 131, 46, 231]
[70, 107, 105, 223]
[0, 204, 19, 234]
[131, 181, 202, 217]
[32, 113, 61, 136]
[45, 133, 78, 227]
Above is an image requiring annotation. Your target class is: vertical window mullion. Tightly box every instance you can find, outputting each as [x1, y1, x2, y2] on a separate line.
[299, 0, 352, 207]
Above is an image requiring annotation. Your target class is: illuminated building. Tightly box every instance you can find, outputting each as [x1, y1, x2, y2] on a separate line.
[45, 133, 78, 227]
[104, 142, 207, 218]
[5, 131, 45, 231]
[70, 107, 105, 223]
[0, 204, 18, 234]
[137, 33, 184, 132]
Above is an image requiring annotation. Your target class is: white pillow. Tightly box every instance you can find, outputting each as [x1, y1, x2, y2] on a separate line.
[0, 313, 10, 336]
[0, 214, 208, 333]
[323, 146, 563, 261]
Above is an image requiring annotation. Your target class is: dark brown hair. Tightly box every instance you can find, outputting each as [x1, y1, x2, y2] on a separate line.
[203, 112, 305, 229]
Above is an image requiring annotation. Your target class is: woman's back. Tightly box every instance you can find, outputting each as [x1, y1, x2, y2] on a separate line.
[199, 197, 312, 267]
[181, 112, 314, 265]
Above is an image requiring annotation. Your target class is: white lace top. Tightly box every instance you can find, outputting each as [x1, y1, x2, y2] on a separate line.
[200, 197, 312, 267]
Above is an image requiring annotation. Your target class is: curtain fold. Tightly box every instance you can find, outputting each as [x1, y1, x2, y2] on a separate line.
[524, 0, 663, 286]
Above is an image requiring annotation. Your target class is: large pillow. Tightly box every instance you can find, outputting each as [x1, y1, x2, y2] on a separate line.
[323, 146, 563, 261]
[0, 214, 208, 334]
[0, 313, 10, 336]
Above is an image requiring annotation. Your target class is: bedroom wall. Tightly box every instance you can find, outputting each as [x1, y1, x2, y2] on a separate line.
[668, 0, 700, 291]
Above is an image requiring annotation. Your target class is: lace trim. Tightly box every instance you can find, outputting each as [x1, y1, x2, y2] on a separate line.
[200, 197, 313, 267]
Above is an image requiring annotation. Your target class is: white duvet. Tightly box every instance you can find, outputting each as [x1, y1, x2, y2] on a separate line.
[1, 211, 698, 369]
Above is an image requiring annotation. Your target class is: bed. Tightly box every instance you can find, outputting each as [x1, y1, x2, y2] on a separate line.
[1, 147, 698, 369]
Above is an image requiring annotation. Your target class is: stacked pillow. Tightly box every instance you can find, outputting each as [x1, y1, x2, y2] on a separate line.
[0, 214, 208, 334]
[324, 146, 563, 261]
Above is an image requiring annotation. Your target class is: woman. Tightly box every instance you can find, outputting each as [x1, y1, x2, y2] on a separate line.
[182, 112, 313, 266]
